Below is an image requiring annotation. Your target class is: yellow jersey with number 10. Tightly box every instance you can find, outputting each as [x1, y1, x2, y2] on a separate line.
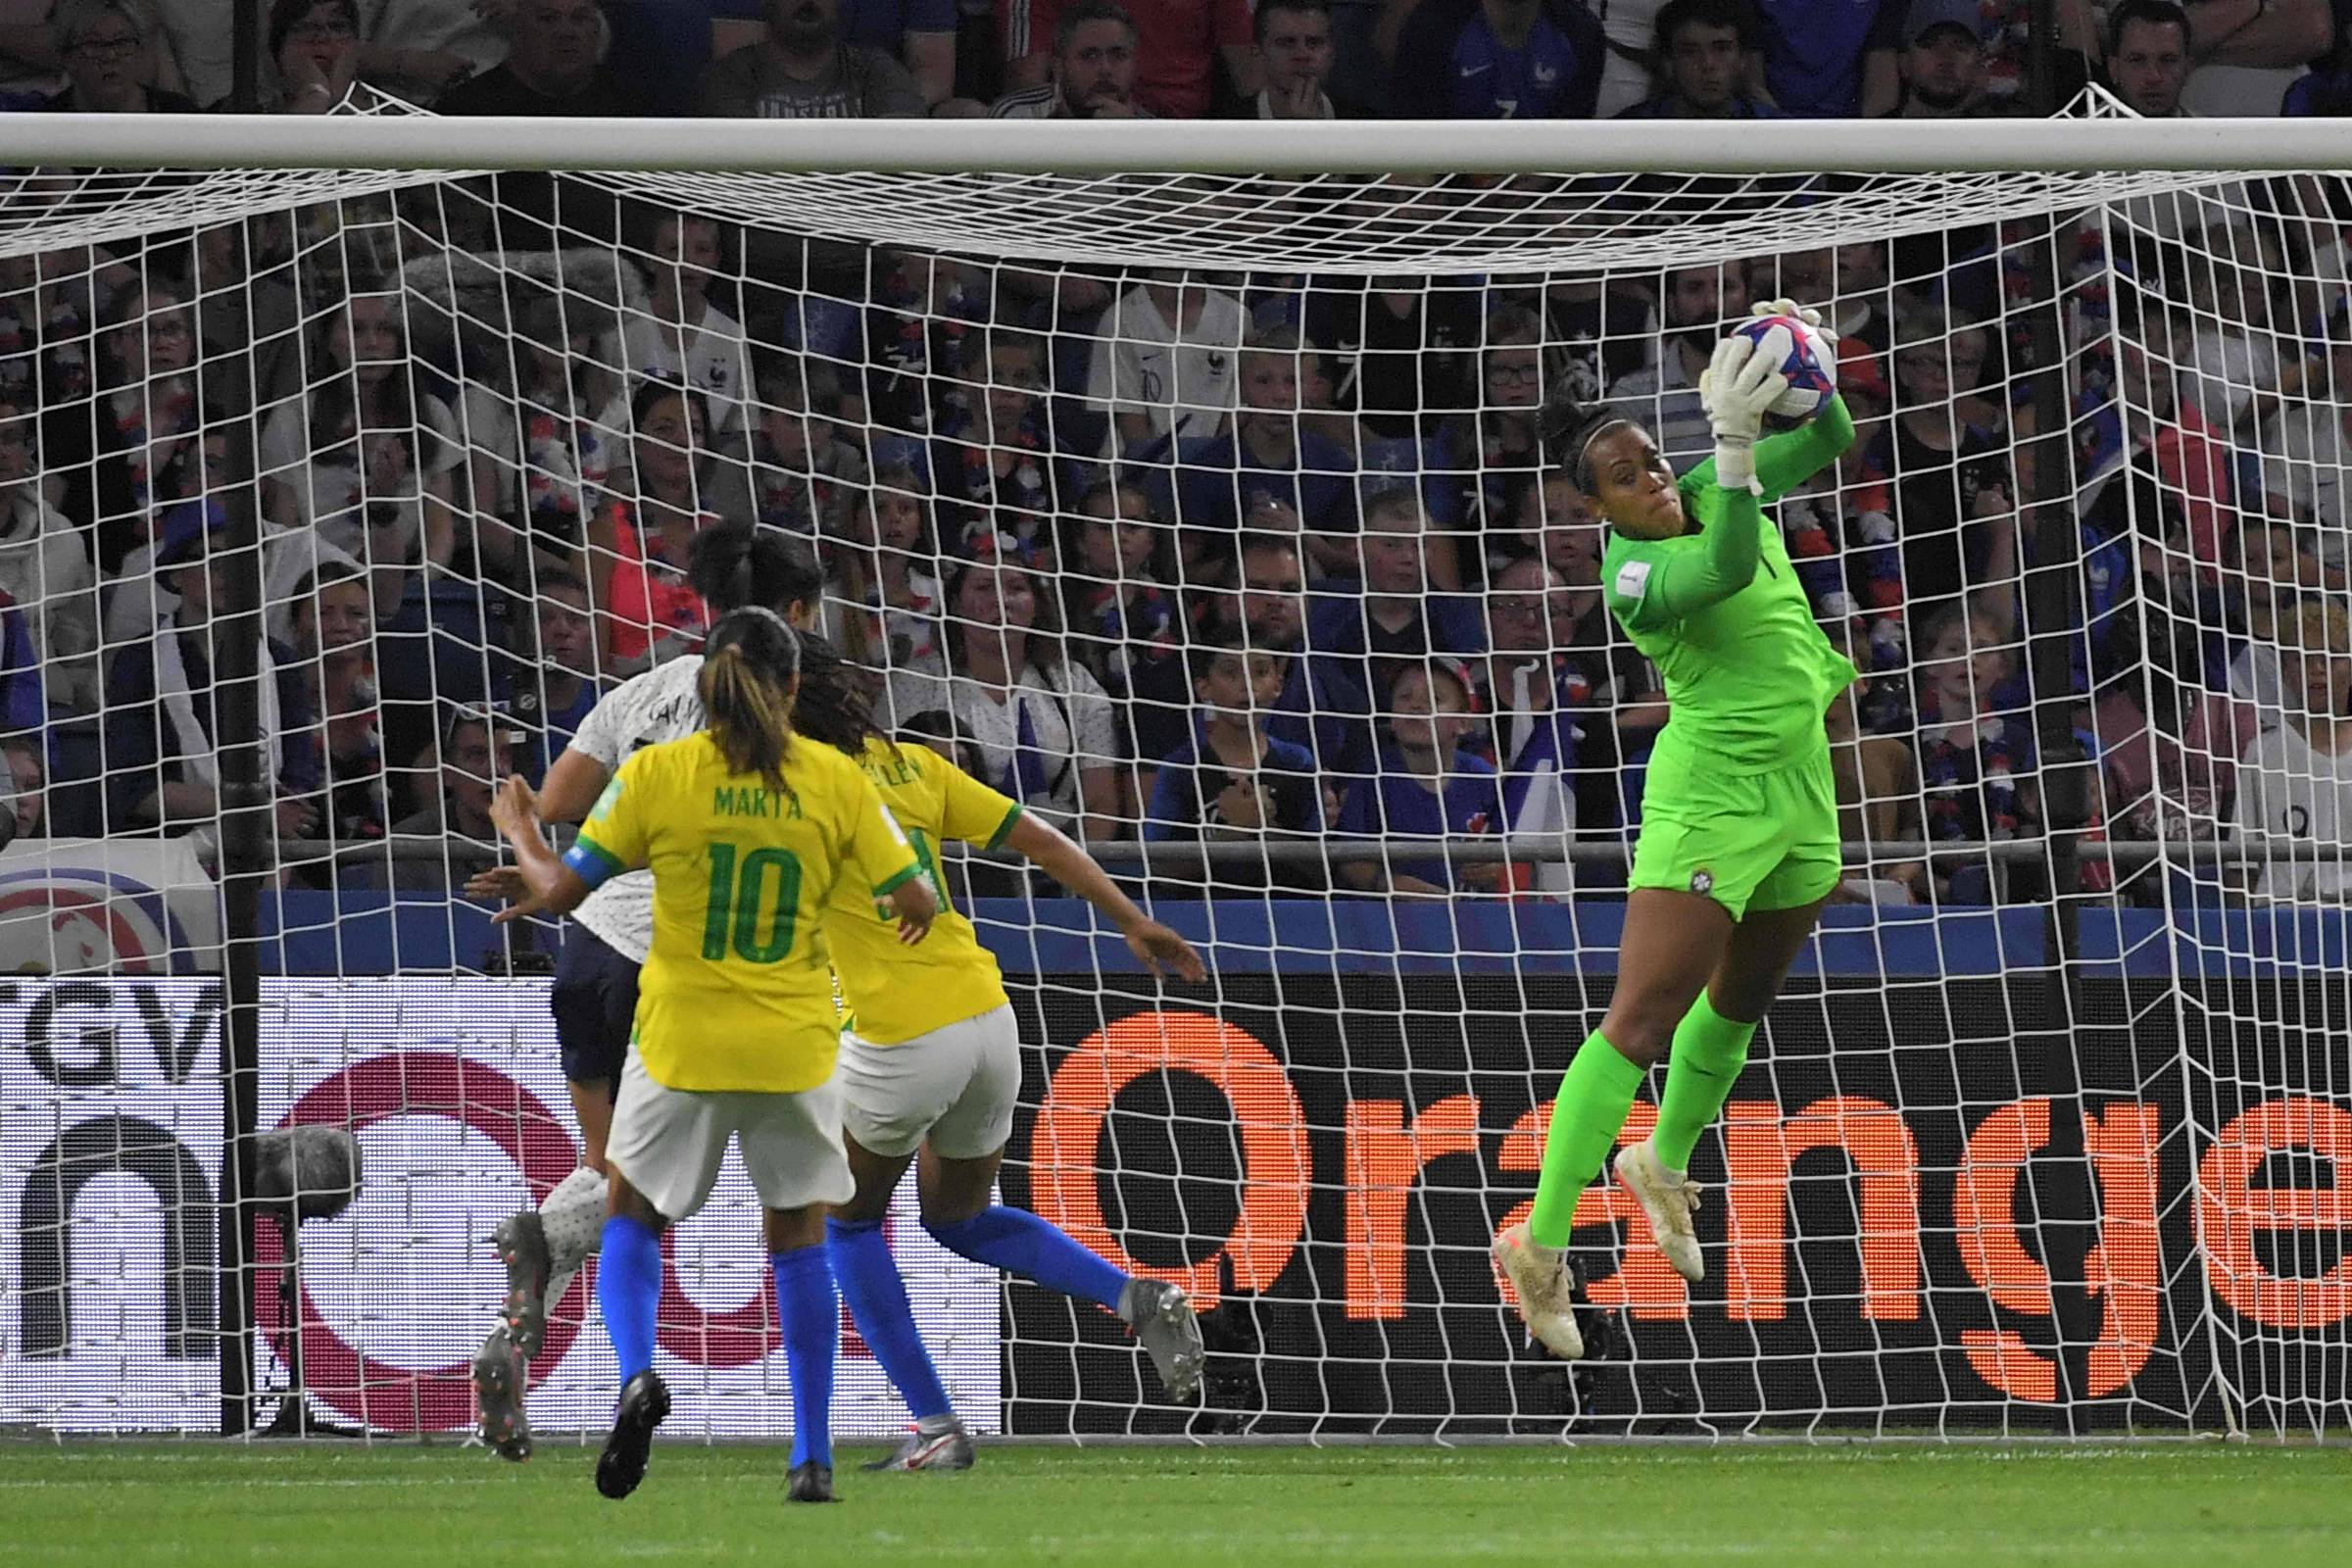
[568, 730, 920, 1093]
[825, 739, 1021, 1046]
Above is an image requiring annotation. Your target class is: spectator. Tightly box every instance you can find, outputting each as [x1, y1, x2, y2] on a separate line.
[1005, 0, 1255, 118]
[2179, 0, 2330, 117]
[884, 549, 1126, 840]
[1308, 485, 1485, 711]
[514, 566, 603, 770]
[0, 4, 69, 109]
[1337, 658, 1504, 897]
[265, 0, 361, 113]
[107, 490, 366, 660]
[1749, 0, 1899, 117]
[0, 398, 98, 712]
[1874, 0, 2003, 117]
[1086, 269, 1247, 457]
[438, 0, 627, 112]
[0, 586, 39, 736]
[283, 561, 387, 856]
[824, 459, 943, 669]
[991, 0, 1148, 116]
[460, 293, 615, 577]
[42, 0, 199, 111]
[1300, 272, 1485, 442]
[1616, 0, 1781, 119]
[1882, 305, 2016, 630]
[933, 327, 1059, 546]
[1140, 635, 1328, 892]
[2231, 600, 2352, 902]
[2283, 22, 2352, 114]
[1061, 476, 1181, 709]
[2226, 515, 2328, 711]
[700, 0, 927, 116]
[1913, 604, 2035, 900]
[604, 212, 758, 442]
[3, 735, 45, 839]
[1604, 262, 1732, 471]
[1174, 323, 1358, 538]
[357, 0, 508, 104]
[386, 708, 513, 888]
[835, 0, 960, 108]
[587, 380, 724, 671]
[258, 289, 463, 608]
[1860, 0, 2098, 117]
[1479, 555, 1588, 893]
[2177, 223, 2300, 432]
[2103, 0, 2192, 117]
[1436, 304, 1547, 558]
[1389, 0, 1607, 120]
[1250, 0, 1336, 118]
[1128, 530, 1375, 772]
[1592, 0, 1664, 114]
[1817, 615, 1922, 903]
[66, 282, 210, 575]
[749, 355, 868, 541]
[862, 249, 985, 436]
[101, 527, 319, 841]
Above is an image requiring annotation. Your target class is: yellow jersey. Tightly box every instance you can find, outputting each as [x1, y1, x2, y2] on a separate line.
[567, 730, 920, 1093]
[827, 739, 1020, 1046]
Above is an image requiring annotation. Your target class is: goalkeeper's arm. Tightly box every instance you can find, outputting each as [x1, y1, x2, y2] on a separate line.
[1607, 490, 1766, 633]
[1755, 394, 1857, 503]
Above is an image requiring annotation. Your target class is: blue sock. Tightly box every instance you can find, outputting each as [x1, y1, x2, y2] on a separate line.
[923, 1205, 1128, 1314]
[826, 1217, 954, 1423]
[771, 1244, 837, 1470]
[598, 1213, 662, 1385]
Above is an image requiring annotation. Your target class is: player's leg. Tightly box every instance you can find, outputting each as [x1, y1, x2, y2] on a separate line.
[909, 1007, 1203, 1400]
[737, 1079, 858, 1504]
[827, 1028, 969, 1469]
[592, 1058, 727, 1502]
[1495, 885, 1730, 1356]
[918, 1145, 1205, 1401]
[474, 933, 637, 1458]
[1619, 752, 1839, 1282]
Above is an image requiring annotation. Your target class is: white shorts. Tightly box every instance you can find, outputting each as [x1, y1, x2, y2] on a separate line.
[604, 1052, 855, 1222]
[836, 1004, 1021, 1160]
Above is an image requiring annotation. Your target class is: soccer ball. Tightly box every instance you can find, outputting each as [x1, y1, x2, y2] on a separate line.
[1733, 313, 1838, 420]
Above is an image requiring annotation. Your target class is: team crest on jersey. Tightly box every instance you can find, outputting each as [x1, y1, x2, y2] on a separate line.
[1690, 869, 1715, 895]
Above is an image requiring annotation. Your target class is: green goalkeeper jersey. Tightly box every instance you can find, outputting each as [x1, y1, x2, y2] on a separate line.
[1600, 398, 1859, 774]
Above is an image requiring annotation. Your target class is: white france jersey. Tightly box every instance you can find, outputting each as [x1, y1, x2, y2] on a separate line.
[563, 656, 708, 961]
[2230, 721, 2352, 905]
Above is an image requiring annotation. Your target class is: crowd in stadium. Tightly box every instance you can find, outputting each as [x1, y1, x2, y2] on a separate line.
[0, 0, 2348, 906]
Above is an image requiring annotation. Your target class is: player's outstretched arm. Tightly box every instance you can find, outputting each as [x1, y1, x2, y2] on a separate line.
[1004, 813, 1206, 982]
[486, 775, 593, 923]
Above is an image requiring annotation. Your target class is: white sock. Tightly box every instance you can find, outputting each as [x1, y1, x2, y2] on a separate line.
[540, 1166, 607, 1280]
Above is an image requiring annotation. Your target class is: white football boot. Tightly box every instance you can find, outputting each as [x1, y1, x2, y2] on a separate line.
[1614, 1142, 1703, 1283]
[1492, 1223, 1584, 1360]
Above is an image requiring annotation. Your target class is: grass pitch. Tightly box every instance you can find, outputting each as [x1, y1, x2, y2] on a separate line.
[4, 1440, 2348, 1566]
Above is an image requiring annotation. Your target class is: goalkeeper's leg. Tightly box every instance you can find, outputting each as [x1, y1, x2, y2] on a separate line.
[1620, 766, 1840, 1282]
[1500, 888, 1729, 1357]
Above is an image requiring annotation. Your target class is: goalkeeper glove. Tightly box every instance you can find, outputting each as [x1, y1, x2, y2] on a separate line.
[1747, 297, 1834, 340]
[1697, 334, 1790, 493]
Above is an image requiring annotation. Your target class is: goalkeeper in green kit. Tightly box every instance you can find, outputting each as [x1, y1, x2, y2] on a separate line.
[1494, 302, 1858, 1359]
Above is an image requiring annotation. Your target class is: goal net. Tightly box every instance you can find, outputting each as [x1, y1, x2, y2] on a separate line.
[3, 104, 2348, 1442]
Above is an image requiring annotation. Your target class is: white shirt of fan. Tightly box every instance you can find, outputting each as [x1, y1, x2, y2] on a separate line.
[562, 655, 710, 963]
[2230, 718, 2352, 905]
[1084, 280, 1246, 457]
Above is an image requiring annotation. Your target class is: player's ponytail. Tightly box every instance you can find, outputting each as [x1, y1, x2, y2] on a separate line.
[788, 630, 894, 761]
[700, 607, 802, 791]
[687, 522, 824, 620]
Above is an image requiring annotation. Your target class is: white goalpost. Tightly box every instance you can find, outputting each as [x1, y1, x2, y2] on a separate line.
[1, 104, 2348, 1443]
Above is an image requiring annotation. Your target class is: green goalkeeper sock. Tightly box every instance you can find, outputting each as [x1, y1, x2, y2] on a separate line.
[1526, 1031, 1647, 1250]
[1650, 991, 1758, 1176]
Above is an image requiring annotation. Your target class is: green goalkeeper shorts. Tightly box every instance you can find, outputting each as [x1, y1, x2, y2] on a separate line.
[1629, 737, 1841, 920]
